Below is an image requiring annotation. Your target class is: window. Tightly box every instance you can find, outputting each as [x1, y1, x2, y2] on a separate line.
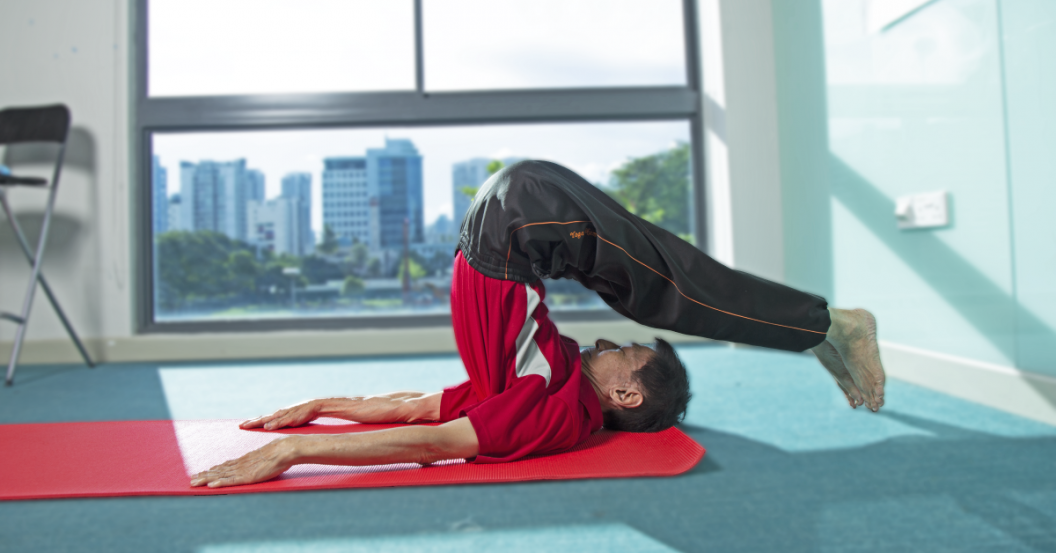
[148, 0, 415, 96]
[423, 0, 687, 90]
[137, 0, 704, 332]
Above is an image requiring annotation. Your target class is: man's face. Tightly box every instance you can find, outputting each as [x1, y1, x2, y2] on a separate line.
[581, 339, 654, 383]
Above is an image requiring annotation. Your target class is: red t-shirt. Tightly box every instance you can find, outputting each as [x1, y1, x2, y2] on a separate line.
[439, 251, 604, 463]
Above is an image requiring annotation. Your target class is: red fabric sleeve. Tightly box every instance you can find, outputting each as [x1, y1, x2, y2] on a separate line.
[438, 380, 479, 423]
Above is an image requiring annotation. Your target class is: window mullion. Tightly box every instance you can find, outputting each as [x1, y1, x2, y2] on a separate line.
[138, 88, 699, 130]
[415, 0, 425, 93]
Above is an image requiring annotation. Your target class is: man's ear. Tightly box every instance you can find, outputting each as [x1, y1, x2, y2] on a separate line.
[609, 387, 643, 409]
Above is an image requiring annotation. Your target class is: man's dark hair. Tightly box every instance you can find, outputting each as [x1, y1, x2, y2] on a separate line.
[602, 338, 691, 433]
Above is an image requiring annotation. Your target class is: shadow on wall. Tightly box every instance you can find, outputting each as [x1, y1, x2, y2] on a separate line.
[829, 155, 1055, 408]
[0, 126, 103, 346]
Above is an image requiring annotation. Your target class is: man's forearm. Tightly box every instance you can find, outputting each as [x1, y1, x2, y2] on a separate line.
[315, 392, 442, 424]
[198, 405, 476, 488]
[284, 419, 478, 467]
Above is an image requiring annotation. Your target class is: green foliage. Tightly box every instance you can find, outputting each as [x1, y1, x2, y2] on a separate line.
[366, 257, 382, 278]
[607, 142, 693, 239]
[227, 250, 259, 293]
[459, 185, 479, 201]
[300, 255, 343, 284]
[318, 223, 339, 254]
[456, 159, 505, 203]
[342, 275, 365, 296]
[348, 241, 369, 268]
[486, 159, 505, 175]
[426, 251, 454, 275]
[397, 257, 427, 281]
[157, 231, 258, 305]
[156, 230, 311, 308]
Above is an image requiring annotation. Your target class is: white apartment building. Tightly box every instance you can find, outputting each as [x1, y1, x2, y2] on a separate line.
[246, 197, 301, 256]
[321, 157, 371, 247]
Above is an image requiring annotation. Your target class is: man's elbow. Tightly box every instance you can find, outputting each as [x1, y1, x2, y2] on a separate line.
[416, 420, 479, 464]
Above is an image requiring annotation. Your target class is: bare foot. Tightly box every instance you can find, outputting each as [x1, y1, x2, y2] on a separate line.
[824, 308, 886, 412]
[811, 340, 864, 409]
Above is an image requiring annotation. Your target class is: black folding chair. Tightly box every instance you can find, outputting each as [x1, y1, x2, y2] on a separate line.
[0, 104, 94, 385]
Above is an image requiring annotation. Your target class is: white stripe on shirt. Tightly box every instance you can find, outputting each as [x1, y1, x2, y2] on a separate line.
[513, 283, 552, 386]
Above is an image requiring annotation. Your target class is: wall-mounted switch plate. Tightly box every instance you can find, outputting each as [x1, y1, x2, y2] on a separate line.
[895, 190, 949, 230]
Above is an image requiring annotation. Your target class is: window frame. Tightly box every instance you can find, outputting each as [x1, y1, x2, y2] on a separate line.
[133, 0, 707, 333]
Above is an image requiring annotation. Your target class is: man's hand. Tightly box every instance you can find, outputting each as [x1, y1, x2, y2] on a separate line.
[189, 419, 479, 489]
[240, 400, 323, 431]
[190, 436, 300, 488]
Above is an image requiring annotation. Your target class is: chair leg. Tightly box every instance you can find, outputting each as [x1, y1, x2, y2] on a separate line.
[5, 318, 30, 386]
[0, 192, 94, 368]
[5, 169, 62, 386]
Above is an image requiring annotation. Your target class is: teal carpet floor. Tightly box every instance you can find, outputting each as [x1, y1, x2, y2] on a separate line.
[2, 344, 1055, 552]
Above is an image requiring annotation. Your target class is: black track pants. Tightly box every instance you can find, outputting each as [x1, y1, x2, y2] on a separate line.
[457, 160, 830, 352]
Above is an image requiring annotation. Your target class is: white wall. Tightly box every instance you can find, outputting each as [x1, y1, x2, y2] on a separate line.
[699, 0, 786, 284]
[0, 0, 132, 355]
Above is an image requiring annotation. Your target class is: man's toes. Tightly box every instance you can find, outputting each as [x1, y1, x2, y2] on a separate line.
[845, 384, 864, 407]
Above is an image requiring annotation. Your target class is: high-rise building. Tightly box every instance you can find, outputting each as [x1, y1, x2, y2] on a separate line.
[322, 139, 424, 251]
[246, 198, 300, 256]
[369, 139, 423, 249]
[281, 172, 313, 255]
[451, 158, 489, 228]
[167, 193, 185, 232]
[152, 156, 168, 234]
[179, 159, 250, 241]
[245, 169, 265, 203]
[426, 214, 455, 244]
[321, 157, 369, 247]
[451, 157, 522, 227]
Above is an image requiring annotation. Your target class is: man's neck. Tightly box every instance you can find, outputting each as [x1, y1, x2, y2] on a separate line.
[580, 350, 610, 412]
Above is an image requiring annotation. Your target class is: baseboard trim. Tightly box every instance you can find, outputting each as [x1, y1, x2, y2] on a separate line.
[880, 341, 1056, 426]
[0, 321, 710, 365]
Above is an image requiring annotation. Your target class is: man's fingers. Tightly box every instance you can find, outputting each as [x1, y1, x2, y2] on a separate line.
[264, 415, 293, 430]
[264, 409, 314, 430]
[239, 416, 269, 429]
[190, 469, 225, 487]
[207, 477, 234, 488]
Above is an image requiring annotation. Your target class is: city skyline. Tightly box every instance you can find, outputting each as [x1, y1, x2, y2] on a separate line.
[154, 148, 479, 253]
[152, 121, 691, 239]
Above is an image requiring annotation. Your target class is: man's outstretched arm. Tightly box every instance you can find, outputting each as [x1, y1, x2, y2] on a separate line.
[239, 391, 443, 430]
[190, 417, 479, 488]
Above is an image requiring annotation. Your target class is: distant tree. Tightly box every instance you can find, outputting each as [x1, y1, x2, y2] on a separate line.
[342, 275, 365, 296]
[427, 251, 454, 275]
[366, 257, 382, 278]
[459, 159, 507, 202]
[300, 255, 344, 284]
[227, 250, 259, 294]
[157, 230, 257, 305]
[397, 257, 427, 281]
[459, 185, 479, 202]
[346, 241, 370, 276]
[607, 142, 692, 239]
[318, 224, 339, 255]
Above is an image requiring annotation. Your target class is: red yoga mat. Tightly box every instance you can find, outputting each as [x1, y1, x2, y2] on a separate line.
[0, 419, 705, 500]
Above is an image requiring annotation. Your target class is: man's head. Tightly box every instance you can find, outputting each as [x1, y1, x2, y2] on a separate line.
[580, 338, 691, 433]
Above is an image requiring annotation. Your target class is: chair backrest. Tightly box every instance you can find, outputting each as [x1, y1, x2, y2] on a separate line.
[0, 104, 71, 145]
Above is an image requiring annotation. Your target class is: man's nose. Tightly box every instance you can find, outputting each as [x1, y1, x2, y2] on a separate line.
[596, 339, 618, 350]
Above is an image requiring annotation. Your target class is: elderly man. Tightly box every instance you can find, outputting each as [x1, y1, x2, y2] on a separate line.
[191, 160, 884, 489]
